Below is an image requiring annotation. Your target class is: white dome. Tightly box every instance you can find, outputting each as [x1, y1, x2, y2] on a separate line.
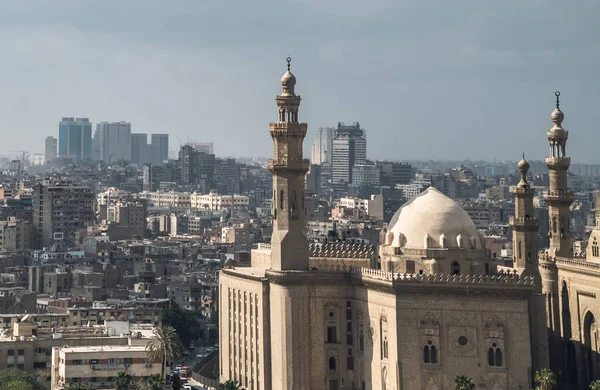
[388, 187, 482, 250]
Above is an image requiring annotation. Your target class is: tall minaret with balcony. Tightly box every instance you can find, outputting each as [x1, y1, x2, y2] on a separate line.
[544, 91, 574, 258]
[268, 58, 310, 270]
[510, 155, 540, 278]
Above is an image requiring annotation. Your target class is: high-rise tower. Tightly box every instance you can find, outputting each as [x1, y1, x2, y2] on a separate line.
[510, 155, 540, 278]
[268, 58, 310, 270]
[544, 91, 574, 258]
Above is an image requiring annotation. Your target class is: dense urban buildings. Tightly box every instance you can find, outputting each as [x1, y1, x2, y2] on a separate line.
[331, 122, 367, 185]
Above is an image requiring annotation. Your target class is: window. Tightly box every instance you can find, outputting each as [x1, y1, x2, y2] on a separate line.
[347, 349, 354, 370]
[451, 261, 460, 275]
[17, 349, 24, 356]
[327, 326, 337, 343]
[17, 364, 24, 370]
[359, 326, 365, 353]
[423, 340, 438, 364]
[72, 360, 82, 365]
[279, 190, 284, 210]
[8, 350, 14, 356]
[383, 337, 389, 359]
[124, 358, 133, 364]
[488, 343, 503, 367]
[593, 238, 599, 257]
[328, 357, 336, 372]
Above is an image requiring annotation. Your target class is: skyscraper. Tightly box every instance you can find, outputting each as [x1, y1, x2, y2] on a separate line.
[331, 122, 367, 184]
[150, 134, 169, 165]
[58, 118, 92, 161]
[94, 121, 132, 163]
[131, 133, 149, 166]
[311, 127, 334, 165]
[44, 136, 57, 164]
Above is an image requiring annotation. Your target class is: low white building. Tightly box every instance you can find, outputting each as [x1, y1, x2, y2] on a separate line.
[51, 344, 161, 390]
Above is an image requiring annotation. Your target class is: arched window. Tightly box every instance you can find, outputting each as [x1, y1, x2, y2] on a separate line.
[383, 338, 388, 359]
[553, 216, 557, 233]
[518, 241, 522, 259]
[488, 342, 503, 367]
[279, 189, 284, 210]
[593, 238, 599, 257]
[451, 261, 460, 275]
[423, 340, 438, 364]
[328, 357, 336, 371]
[359, 326, 364, 353]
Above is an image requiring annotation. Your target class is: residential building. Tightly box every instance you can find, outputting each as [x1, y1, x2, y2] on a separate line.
[58, 117, 92, 161]
[32, 181, 95, 249]
[190, 191, 249, 211]
[0, 217, 32, 251]
[351, 161, 381, 186]
[377, 161, 413, 187]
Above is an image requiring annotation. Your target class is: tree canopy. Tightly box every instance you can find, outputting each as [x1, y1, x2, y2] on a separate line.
[0, 369, 47, 390]
[162, 300, 203, 346]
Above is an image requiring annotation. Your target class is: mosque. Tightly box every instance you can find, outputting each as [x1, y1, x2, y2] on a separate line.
[218, 60, 594, 389]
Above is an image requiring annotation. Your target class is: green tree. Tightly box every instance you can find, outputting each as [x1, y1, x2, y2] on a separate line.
[218, 380, 246, 390]
[145, 325, 183, 381]
[140, 374, 163, 390]
[6, 381, 32, 390]
[591, 380, 600, 390]
[112, 372, 133, 390]
[0, 369, 47, 390]
[535, 368, 557, 390]
[454, 376, 475, 390]
[163, 300, 203, 347]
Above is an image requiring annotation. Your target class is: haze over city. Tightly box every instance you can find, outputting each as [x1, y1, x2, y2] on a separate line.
[0, 0, 598, 162]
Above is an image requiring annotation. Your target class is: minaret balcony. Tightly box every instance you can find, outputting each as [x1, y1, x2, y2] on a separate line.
[269, 122, 308, 137]
[509, 186, 535, 195]
[268, 158, 310, 172]
[509, 216, 540, 229]
[545, 156, 570, 170]
[543, 190, 574, 204]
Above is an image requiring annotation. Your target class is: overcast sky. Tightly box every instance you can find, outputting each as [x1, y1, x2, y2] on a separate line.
[0, 0, 598, 162]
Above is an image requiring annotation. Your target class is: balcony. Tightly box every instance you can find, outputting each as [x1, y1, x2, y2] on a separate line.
[267, 158, 310, 172]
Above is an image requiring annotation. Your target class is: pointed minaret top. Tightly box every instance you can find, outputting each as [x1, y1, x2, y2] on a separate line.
[280, 56, 296, 96]
[551, 91, 564, 127]
[517, 153, 530, 187]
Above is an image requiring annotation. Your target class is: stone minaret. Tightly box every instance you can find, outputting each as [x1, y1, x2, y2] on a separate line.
[269, 58, 310, 270]
[510, 155, 540, 279]
[544, 91, 573, 258]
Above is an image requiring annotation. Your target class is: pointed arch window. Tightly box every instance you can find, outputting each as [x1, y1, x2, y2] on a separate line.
[487, 342, 503, 367]
[451, 261, 460, 275]
[328, 357, 336, 372]
[593, 237, 599, 257]
[552, 216, 557, 233]
[423, 340, 438, 364]
[279, 189, 284, 210]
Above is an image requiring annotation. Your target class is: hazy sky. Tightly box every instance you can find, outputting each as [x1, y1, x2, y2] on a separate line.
[0, 0, 598, 162]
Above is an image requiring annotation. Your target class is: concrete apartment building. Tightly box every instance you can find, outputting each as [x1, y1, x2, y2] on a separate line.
[0, 217, 33, 251]
[51, 344, 162, 389]
[32, 181, 94, 249]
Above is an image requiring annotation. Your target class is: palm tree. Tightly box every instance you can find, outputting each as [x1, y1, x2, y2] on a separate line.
[112, 372, 133, 390]
[535, 368, 557, 390]
[454, 376, 475, 390]
[218, 380, 246, 390]
[590, 380, 600, 390]
[145, 325, 183, 382]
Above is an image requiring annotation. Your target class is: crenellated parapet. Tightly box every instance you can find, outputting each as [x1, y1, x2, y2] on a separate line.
[309, 242, 376, 259]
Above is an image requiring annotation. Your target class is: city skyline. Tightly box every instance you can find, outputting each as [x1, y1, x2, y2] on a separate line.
[0, 1, 598, 162]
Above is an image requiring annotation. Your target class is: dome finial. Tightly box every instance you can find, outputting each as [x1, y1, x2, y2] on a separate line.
[555, 91, 560, 109]
[517, 153, 530, 186]
[551, 91, 564, 126]
[286, 56, 291, 72]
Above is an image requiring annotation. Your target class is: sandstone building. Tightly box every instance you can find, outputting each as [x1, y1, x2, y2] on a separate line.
[218, 60, 550, 390]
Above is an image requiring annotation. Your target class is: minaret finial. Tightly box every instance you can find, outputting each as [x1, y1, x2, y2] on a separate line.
[555, 91, 560, 109]
[522, 152, 525, 160]
[286, 56, 291, 71]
